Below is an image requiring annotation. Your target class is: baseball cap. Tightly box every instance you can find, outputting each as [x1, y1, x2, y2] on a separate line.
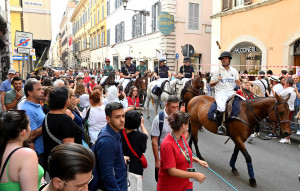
[8, 69, 16, 74]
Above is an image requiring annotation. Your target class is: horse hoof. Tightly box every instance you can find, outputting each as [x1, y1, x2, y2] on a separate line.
[249, 178, 257, 187]
[231, 170, 239, 176]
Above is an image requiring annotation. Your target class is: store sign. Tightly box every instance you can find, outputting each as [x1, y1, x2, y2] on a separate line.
[234, 47, 257, 54]
[23, 1, 43, 7]
[158, 12, 175, 35]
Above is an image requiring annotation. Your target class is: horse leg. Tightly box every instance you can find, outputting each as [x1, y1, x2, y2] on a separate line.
[240, 147, 257, 187]
[190, 120, 204, 160]
[146, 95, 150, 118]
[230, 145, 240, 176]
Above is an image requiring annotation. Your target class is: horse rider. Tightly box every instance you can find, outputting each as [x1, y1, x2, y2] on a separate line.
[177, 57, 195, 87]
[137, 59, 147, 75]
[120, 55, 138, 91]
[210, 51, 241, 135]
[100, 58, 114, 85]
[153, 57, 172, 98]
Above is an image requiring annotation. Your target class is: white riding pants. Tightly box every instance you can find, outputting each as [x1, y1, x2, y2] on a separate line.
[182, 78, 191, 87]
[215, 91, 235, 112]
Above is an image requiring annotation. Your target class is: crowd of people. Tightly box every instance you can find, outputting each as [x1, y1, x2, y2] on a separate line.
[0, 52, 299, 191]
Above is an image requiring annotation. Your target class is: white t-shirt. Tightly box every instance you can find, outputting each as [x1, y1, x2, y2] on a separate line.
[280, 87, 296, 111]
[81, 105, 106, 144]
[251, 79, 268, 97]
[151, 109, 170, 152]
[211, 66, 239, 93]
[271, 84, 284, 96]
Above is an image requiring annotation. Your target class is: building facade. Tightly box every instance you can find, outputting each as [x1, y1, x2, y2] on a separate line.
[10, 0, 52, 77]
[211, 0, 300, 74]
[59, 0, 76, 69]
[71, 0, 92, 69]
[51, 34, 62, 68]
[103, 0, 212, 72]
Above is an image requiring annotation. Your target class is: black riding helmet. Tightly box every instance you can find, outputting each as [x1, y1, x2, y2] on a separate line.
[218, 51, 232, 60]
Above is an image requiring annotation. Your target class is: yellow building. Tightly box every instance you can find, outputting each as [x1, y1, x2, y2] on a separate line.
[71, 0, 107, 69]
[71, 0, 92, 68]
[10, 0, 51, 76]
[89, 0, 107, 69]
[211, 0, 300, 75]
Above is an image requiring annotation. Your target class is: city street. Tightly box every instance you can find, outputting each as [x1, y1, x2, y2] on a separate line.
[141, 104, 300, 191]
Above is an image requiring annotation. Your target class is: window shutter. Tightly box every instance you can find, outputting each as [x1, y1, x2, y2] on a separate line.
[158, 2, 161, 14]
[143, 15, 146, 35]
[114, 0, 117, 9]
[136, 14, 140, 37]
[222, 0, 230, 11]
[122, 22, 125, 41]
[194, 4, 199, 30]
[152, 5, 155, 32]
[102, 5, 104, 19]
[132, 16, 135, 38]
[188, 3, 193, 29]
[244, 0, 252, 5]
[139, 14, 143, 36]
[115, 25, 117, 43]
[107, 29, 110, 45]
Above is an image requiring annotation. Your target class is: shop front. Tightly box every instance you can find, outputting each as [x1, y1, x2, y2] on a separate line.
[230, 42, 262, 74]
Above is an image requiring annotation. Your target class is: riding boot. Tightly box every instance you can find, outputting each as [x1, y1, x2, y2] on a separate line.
[217, 111, 226, 135]
[157, 87, 162, 98]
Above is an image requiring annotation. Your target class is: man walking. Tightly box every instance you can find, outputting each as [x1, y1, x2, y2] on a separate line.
[151, 95, 180, 182]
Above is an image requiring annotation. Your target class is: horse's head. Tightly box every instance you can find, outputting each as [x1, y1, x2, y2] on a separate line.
[135, 74, 147, 91]
[193, 73, 205, 94]
[267, 94, 292, 138]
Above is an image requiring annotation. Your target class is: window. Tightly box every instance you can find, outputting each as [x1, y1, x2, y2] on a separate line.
[94, 36, 96, 49]
[98, 9, 100, 22]
[115, 22, 125, 43]
[97, 34, 100, 48]
[102, 5, 104, 19]
[234, 0, 244, 7]
[132, 13, 145, 38]
[94, 14, 96, 26]
[101, 31, 105, 46]
[107, 0, 110, 16]
[114, 0, 122, 9]
[88, 8, 90, 20]
[107, 29, 110, 46]
[152, 2, 161, 32]
[188, 3, 199, 30]
[90, 37, 93, 49]
[205, 25, 211, 33]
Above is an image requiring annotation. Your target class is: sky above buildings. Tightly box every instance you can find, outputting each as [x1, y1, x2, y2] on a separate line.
[51, 0, 69, 43]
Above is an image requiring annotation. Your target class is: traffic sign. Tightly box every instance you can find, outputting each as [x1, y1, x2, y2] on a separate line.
[175, 53, 179, 59]
[30, 48, 36, 56]
[15, 31, 33, 48]
[182, 44, 195, 57]
[32, 55, 36, 61]
[17, 47, 30, 54]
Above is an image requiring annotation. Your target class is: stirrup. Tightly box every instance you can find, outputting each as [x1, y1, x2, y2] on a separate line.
[217, 125, 226, 135]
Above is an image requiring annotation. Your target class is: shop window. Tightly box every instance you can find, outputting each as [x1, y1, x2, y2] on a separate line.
[294, 39, 300, 56]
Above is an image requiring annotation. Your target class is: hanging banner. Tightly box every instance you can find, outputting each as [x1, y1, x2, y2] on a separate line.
[158, 12, 175, 35]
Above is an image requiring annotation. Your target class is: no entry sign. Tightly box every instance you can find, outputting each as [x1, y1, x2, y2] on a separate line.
[15, 31, 33, 49]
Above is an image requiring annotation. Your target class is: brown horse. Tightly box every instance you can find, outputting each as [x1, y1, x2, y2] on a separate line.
[180, 73, 205, 112]
[188, 94, 291, 187]
[133, 73, 148, 106]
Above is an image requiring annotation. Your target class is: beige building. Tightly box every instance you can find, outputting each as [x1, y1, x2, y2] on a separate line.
[51, 34, 61, 67]
[70, 0, 92, 68]
[59, 0, 76, 69]
[211, 0, 300, 75]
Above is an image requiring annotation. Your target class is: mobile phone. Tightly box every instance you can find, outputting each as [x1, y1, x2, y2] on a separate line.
[187, 168, 196, 182]
[119, 86, 123, 93]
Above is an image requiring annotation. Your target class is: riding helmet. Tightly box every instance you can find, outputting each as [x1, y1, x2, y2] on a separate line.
[218, 51, 232, 60]
[183, 57, 191, 62]
[159, 57, 166, 62]
[125, 55, 133, 60]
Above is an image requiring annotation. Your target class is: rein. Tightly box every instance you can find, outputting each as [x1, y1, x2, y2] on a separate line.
[186, 77, 204, 96]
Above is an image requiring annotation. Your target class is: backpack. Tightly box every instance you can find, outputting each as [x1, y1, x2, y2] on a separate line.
[151, 111, 164, 146]
[89, 132, 117, 191]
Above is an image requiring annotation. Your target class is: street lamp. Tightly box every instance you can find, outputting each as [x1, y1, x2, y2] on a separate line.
[122, 0, 150, 16]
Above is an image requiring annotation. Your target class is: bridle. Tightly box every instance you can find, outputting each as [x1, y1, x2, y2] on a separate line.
[186, 76, 204, 96]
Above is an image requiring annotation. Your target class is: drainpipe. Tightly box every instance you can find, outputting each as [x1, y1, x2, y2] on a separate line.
[5, 0, 12, 67]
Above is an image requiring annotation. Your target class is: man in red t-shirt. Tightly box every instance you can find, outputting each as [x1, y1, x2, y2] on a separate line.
[87, 77, 97, 93]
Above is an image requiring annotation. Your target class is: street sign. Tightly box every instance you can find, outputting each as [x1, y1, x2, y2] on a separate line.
[158, 12, 175, 35]
[17, 47, 30, 54]
[182, 44, 195, 57]
[15, 31, 33, 48]
[13, 56, 28, 60]
[32, 55, 37, 61]
[30, 48, 36, 56]
[175, 53, 179, 59]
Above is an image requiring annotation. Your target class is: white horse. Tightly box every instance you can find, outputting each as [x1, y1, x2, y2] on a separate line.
[146, 78, 184, 118]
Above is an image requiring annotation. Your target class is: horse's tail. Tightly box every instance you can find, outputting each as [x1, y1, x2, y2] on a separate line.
[151, 97, 154, 106]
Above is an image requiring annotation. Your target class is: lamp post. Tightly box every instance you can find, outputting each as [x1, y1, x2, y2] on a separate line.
[122, 0, 150, 16]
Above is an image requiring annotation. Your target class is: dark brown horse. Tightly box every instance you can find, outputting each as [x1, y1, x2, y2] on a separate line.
[133, 73, 148, 106]
[188, 94, 291, 187]
[180, 73, 205, 112]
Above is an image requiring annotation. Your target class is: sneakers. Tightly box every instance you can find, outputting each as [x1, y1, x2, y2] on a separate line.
[296, 130, 300, 135]
[279, 138, 291, 144]
[247, 136, 253, 143]
[266, 133, 278, 139]
[250, 134, 255, 138]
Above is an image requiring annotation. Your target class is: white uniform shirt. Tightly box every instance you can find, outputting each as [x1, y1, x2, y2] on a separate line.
[151, 108, 170, 150]
[280, 87, 296, 111]
[211, 66, 239, 93]
[252, 79, 268, 96]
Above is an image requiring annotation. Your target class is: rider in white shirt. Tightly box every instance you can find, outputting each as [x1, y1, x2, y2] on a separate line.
[210, 51, 242, 135]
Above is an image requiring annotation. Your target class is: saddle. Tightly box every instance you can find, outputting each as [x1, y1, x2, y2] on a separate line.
[152, 80, 168, 96]
[207, 95, 242, 121]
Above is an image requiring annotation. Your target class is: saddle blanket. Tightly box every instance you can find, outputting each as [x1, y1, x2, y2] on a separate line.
[207, 96, 242, 121]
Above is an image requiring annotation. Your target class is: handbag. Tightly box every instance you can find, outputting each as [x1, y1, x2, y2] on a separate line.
[122, 128, 148, 169]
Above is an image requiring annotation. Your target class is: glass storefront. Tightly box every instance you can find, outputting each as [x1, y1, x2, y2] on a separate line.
[230, 42, 262, 74]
